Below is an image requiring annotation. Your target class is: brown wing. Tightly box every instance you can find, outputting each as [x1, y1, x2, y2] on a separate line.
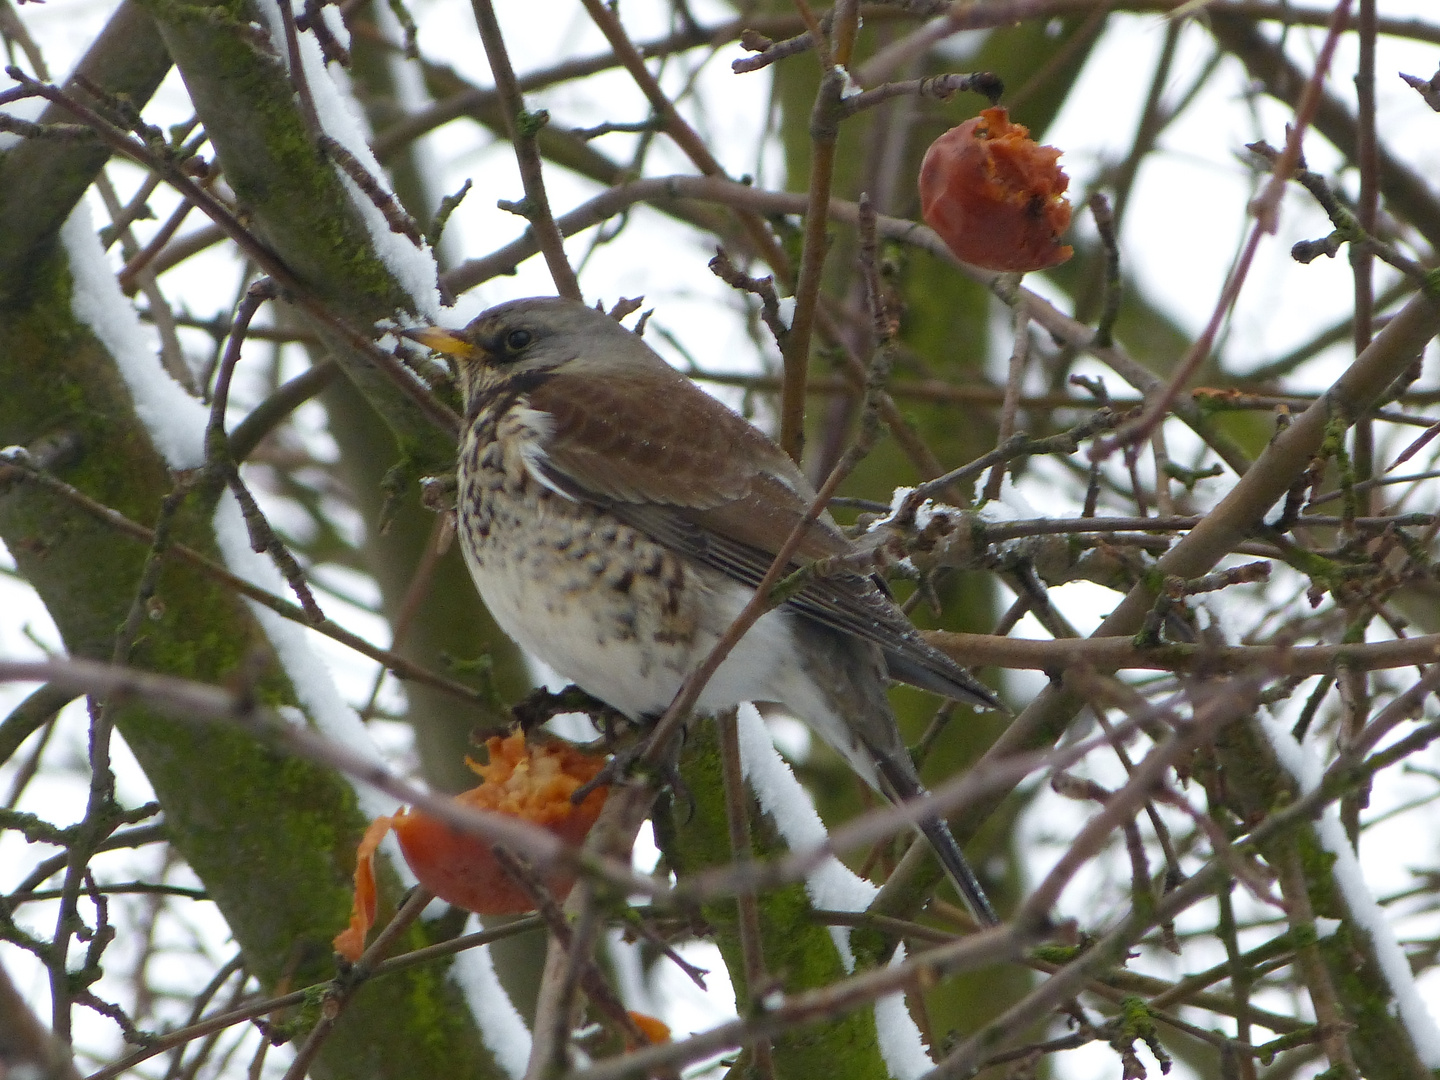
[525, 365, 848, 558]
[525, 369, 999, 710]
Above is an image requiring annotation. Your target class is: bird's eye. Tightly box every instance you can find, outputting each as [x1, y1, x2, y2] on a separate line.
[505, 329, 533, 351]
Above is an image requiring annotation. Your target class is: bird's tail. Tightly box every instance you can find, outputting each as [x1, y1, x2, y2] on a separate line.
[873, 754, 998, 926]
[918, 815, 998, 926]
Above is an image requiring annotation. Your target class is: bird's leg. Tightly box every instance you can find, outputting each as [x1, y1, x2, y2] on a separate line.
[509, 683, 624, 735]
[418, 472, 458, 512]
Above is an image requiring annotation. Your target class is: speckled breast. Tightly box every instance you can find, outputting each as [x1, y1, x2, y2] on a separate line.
[455, 401, 704, 718]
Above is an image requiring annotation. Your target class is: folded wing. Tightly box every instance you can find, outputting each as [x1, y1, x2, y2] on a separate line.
[526, 369, 999, 711]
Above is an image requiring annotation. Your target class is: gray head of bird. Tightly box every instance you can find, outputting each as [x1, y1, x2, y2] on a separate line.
[403, 297, 661, 404]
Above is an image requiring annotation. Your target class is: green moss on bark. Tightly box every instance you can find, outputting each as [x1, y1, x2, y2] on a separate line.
[1214, 721, 1436, 1080]
[0, 234, 507, 1080]
[136, 0, 454, 472]
[658, 721, 894, 1079]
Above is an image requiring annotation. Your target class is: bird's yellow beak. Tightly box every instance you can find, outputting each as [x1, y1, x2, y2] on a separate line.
[401, 326, 479, 358]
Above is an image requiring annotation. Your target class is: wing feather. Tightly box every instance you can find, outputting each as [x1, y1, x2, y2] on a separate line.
[525, 370, 998, 710]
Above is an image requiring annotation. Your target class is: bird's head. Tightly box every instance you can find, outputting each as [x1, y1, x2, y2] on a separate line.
[403, 297, 655, 408]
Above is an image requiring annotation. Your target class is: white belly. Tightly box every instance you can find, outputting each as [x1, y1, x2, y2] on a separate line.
[461, 533, 801, 720]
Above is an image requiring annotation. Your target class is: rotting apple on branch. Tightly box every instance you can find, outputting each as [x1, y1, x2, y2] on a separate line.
[919, 106, 1073, 273]
[335, 730, 609, 959]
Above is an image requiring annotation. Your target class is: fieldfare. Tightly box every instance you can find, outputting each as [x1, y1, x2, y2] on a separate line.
[407, 297, 1002, 924]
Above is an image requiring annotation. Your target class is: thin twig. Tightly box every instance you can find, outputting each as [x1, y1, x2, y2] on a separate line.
[838, 71, 1002, 118]
[319, 134, 422, 245]
[87, 917, 546, 1080]
[0, 451, 481, 703]
[1093, 0, 1355, 458]
[923, 628, 1440, 677]
[638, 195, 898, 775]
[981, 308, 1032, 504]
[779, 56, 848, 462]
[280, 887, 434, 1080]
[490, 849, 660, 1063]
[717, 708, 776, 1080]
[575, 0, 796, 308]
[204, 279, 326, 623]
[47, 479, 196, 1041]
[468, 0, 580, 299]
[5, 66, 459, 437]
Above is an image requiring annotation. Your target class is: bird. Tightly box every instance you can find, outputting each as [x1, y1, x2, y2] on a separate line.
[405, 296, 1003, 924]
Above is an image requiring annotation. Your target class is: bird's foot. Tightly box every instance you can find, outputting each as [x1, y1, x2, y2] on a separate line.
[418, 473, 457, 513]
[510, 683, 628, 735]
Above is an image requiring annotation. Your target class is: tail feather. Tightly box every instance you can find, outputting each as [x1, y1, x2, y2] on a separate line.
[883, 644, 1002, 713]
[872, 753, 998, 926]
[919, 816, 998, 926]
